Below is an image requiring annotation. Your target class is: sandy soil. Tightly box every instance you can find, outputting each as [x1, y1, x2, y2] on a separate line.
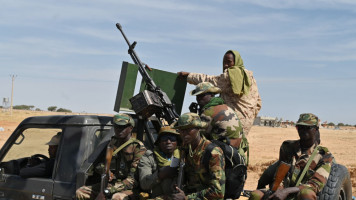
[246, 126, 356, 197]
[0, 109, 355, 196]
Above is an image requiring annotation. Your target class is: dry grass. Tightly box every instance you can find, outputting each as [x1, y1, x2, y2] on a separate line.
[0, 110, 355, 196]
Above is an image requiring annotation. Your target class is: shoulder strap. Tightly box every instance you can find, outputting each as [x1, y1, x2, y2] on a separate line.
[240, 133, 249, 166]
[202, 143, 218, 172]
[112, 138, 140, 156]
[295, 145, 320, 186]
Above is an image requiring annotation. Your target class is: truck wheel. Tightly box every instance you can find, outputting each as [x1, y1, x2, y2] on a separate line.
[318, 163, 352, 200]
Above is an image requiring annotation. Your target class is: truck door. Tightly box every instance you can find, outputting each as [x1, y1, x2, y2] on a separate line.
[0, 128, 62, 200]
[0, 175, 53, 200]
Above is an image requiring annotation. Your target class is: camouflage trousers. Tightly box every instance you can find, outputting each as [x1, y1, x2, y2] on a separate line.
[238, 114, 254, 135]
[76, 182, 134, 200]
[248, 188, 317, 200]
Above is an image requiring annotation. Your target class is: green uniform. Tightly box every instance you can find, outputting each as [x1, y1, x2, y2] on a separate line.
[108, 137, 146, 193]
[76, 138, 146, 200]
[281, 141, 333, 197]
[250, 141, 333, 200]
[184, 137, 226, 200]
[138, 149, 178, 199]
[200, 97, 242, 142]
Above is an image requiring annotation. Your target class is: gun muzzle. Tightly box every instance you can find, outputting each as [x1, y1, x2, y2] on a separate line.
[116, 23, 122, 30]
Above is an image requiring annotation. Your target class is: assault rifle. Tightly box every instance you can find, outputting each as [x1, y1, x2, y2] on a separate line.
[242, 161, 291, 199]
[176, 148, 186, 190]
[96, 146, 114, 200]
[116, 23, 179, 124]
[263, 161, 291, 199]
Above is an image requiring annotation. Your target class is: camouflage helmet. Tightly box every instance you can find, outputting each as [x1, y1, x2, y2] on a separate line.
[154, 126, 182, 145]
[113, 113, 135, 127]
[190, 82, 222, 96]
[173, 112, 208, 130]
[296, 113, 319, 127]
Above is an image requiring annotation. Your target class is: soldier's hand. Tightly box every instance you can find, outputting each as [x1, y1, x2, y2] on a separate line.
[268, 188, 294, 200]
[177, 71, 189, 80]
[76, 186, 92, 200]
[171, 186, 186, 200]
[108, 170, 115, 182]
[158, 166, 178, 180]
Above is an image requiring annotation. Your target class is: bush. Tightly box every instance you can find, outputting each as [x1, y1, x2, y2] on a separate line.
[328, 122, 335, 126]
[48, 106, 57, 112]
[13, 105, 35, 110]
[35, 108, 41, 111]
[57, 108, 72, 113]
[337, 123, 345, 126]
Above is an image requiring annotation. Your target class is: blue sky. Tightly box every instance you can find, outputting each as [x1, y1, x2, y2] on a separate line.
[1, 0, 355, 125]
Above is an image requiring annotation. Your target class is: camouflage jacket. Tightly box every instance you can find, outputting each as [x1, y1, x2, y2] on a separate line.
[108, 137, 146, 193]
[187, 68, 262, 134]
[138, 150, 176, 198]
[200, 97, 243, 143]
[184, 137, 225, 200]
[279, 140, 333, 194]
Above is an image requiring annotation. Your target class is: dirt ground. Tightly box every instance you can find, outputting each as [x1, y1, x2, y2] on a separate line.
[246, 126, 356, 197]
[0, 109, 355, 196]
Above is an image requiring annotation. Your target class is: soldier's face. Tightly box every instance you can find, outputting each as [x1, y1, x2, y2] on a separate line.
[158, 134, 178, 155]
[297, 125, 317, 145]
[114, 124, 133, 140]
[178, 128, 199, 145]
[196, 93, 212, 107]
[223, 53, 235, 71]
[48, 145, 58, 158]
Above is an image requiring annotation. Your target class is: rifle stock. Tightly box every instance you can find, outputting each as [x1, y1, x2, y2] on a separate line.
[116, 23, 179, 124]
[96, 146, 114, 200]
[271, 161, 291, 192]
[176, 149, 185, 190]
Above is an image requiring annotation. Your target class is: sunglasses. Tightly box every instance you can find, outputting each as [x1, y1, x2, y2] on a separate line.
[160, 135, 177, 142]
[296, 126, 315, 131]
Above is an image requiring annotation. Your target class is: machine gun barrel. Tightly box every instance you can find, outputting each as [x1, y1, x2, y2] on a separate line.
[116, 23, 156, 90]
[116, 23, 179, 124]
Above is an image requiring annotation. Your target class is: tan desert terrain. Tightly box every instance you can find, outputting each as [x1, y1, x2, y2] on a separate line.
[0, 109, 355, 196]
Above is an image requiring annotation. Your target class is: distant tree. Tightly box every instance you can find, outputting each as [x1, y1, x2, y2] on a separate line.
[13, 105, 35, 110]
[57, 108, 72, 113]
[0, 106, 3, 108]
[328, 122, 335, 126]
[48, 106, 57, 112]
[35, 108, 41, 111]
[337, 122, 344, 126]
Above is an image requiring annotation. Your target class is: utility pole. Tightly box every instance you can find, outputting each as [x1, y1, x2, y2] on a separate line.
[10, 75, 17, 116]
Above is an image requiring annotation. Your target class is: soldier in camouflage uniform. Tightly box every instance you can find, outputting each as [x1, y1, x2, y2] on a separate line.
[171, 113, 225, 200]
[178, 50, 262, 135]
[249, 113, 333, 200]
[190, 82, 244, 149]
[76, 114, 146, 200]
[138, 126, 181, 199]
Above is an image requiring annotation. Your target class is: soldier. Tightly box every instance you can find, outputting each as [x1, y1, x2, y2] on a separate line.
[20, 133, 61, 178]
[249, 113, 333, 200]
[76, 113, 146, 200]
[172, 113, 225, 200]
[178, 50, 262, 135]
[138, 126, 182, 199]
[189, 82, 244, 149]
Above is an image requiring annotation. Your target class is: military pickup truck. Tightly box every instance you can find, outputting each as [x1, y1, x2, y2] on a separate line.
[0, 114, 159, 200]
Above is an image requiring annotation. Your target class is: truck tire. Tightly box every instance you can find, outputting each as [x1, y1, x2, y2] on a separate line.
[319, 163, 352, 200]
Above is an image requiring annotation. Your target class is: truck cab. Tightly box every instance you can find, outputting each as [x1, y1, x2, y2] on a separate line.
[0, 115, 159, 200]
